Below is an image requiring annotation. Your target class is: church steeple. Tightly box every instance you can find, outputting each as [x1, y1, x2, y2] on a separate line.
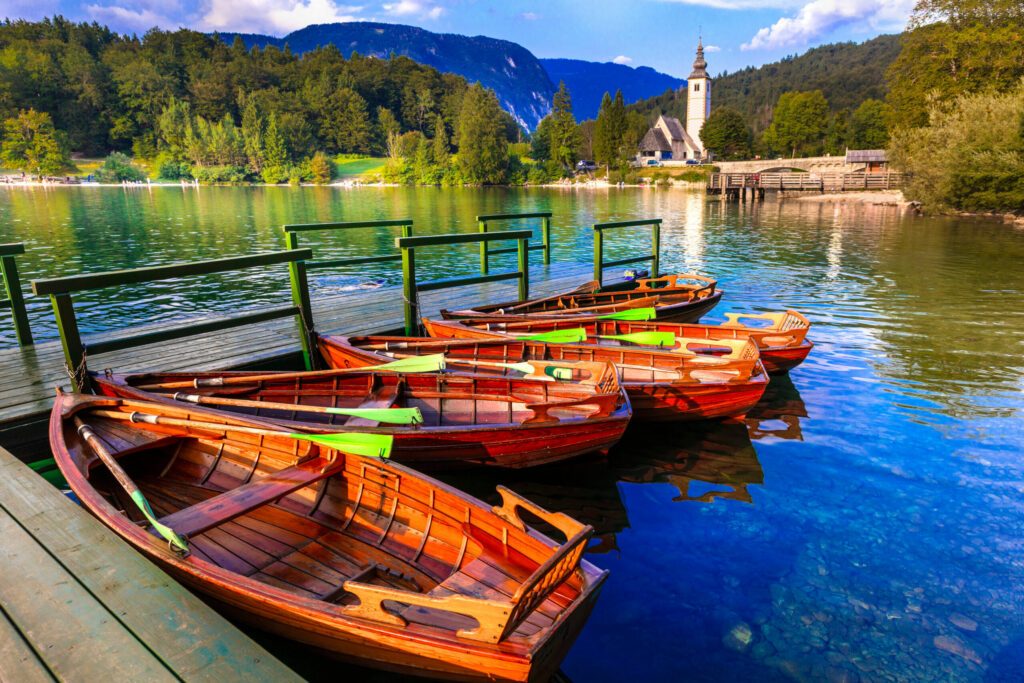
[689, 38, 708, 79]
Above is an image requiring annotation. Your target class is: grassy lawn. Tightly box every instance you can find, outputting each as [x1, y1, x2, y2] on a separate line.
[333, 157, 387, 178]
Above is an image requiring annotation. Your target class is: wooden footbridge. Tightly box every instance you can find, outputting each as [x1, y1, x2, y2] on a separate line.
[707, 171, 904, 201]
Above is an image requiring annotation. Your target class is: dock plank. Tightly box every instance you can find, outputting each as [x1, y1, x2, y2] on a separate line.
[0, 447, 300, 682]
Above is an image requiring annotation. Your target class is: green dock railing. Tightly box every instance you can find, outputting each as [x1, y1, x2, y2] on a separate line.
[283, 219, 413, 269]
[31, 250, 316, 391]
[593, 218, 662, 286]
[0, 243, 33, 346]
[477, 212, 551, 274]
[397, 230, 532, 335]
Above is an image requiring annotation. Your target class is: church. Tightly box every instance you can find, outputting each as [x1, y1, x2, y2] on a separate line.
[637, 40, 711, 163]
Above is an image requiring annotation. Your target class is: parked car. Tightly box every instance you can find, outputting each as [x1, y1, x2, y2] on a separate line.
[645, 159, 662, 167]
[685, 159, 700, 165]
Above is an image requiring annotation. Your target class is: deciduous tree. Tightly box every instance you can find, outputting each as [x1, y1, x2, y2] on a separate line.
[700, 106, 751, 160]
[0, 108, 71, 176]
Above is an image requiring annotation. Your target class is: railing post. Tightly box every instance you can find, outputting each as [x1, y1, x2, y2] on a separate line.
[541, 216, 551, 265]
[478, 219, 489, 274]
[517, 237, 529, 300]
[1, 254, 32, 346]
[401, 245, 418, 336]
[50, 293, 86, 391]
[593, 227, 604, 285]
[651, 221, 661, 278]
[282, 227, 316, 369]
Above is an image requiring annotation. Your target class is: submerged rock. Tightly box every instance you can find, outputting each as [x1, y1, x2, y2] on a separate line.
[934, 635, 982, 664]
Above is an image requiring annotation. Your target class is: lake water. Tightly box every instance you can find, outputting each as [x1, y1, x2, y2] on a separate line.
[3, 186, 1023, 682]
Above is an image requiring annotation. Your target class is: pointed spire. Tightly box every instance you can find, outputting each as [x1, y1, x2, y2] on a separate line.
[689, 37, 708, 80]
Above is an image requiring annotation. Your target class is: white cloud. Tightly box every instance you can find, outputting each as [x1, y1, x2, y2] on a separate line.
[704, 44, 721, 52]
[86, 3, 182, 31]
[741, 0, 913, 51]
[382, 0, 444, 19]
[612, 55, 633, 64]
[199, 0, 364, 35]
[520, 12, 540, 20]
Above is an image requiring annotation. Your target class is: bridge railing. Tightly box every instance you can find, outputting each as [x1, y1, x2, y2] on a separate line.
[31, 250, 316, 390]
[593, 218, 661, 286]
[397, 230, 531, 335]
[0, 243, 33, 346]
[477, 212, 551, 273]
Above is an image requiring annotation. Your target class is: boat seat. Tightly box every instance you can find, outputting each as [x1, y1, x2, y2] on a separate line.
[158, 456, 343, 538]
[344, 385, 400, 427]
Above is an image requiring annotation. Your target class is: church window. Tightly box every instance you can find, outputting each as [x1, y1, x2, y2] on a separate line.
[694, 83, 700, 92]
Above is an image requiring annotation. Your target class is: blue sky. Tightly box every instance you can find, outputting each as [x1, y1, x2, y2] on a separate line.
[2, 0, 914, 76]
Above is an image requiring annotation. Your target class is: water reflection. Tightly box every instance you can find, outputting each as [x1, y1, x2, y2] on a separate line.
[745, 374, 808, 442]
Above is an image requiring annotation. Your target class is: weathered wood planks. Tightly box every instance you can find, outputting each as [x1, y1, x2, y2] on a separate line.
[0, 446, 300, 682]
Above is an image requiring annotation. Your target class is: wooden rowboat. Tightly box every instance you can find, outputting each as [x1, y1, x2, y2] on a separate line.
[92, 360, 632, 470]
[442, 273, 722, 323]
[430, 310, 813, 374]
[51, 392, 608, 682]
[319, 332, 769, 422]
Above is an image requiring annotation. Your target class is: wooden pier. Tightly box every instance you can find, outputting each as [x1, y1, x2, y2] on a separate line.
[0, 445, 298, 681]
[707, 171, 904, 201]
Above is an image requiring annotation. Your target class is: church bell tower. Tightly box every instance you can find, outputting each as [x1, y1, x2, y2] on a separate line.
[686, 38, 711, 158]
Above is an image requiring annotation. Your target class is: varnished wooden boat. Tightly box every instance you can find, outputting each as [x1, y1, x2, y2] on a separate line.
[51, 392, 608, 683]
[442, 273, 723, 323]
[430, 310, 813, 374]
[92, 361, 632, 470]
[319, 332, 769, 422]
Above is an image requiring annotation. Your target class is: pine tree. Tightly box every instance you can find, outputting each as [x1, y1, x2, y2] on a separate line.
[432, 113, 449, 165]
[239, 97, 264, 174]
[548, 81, 581, 171]
[261, 114, 289, 184]
[456, 83, 508, 184]
[594, 90, 627, 170]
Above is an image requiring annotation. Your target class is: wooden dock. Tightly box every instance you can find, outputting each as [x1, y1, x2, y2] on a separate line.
[0, 261, 595, 458]
[0, 445, 299, 681]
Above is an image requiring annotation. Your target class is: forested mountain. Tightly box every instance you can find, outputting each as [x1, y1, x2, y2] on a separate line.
[627, 34, 901, 133]
[218, 23, 555, 131]
[0, 17, 519, 159]
[539, 59, 684, 120]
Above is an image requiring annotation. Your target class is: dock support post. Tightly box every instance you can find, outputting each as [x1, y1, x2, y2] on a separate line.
[541, 216, 551, 265]
[401, 246, 418, 336]
[51, 293, 86, 391]
[517, 237, 529, 300]
[1, 254, 32, 346]
[478, 219, 488, 274]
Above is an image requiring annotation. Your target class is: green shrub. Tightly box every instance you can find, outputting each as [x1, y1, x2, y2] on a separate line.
[191, 165, 248, 184]
[94, 152, 146, 182]
[309, 152, 332, 184]
[154, 153, 191, 180]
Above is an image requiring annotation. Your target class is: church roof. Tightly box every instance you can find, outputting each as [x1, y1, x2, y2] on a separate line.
[661, 116, 687, 142]
[689, 39, 708, 79]
[639, 128, 672, 152]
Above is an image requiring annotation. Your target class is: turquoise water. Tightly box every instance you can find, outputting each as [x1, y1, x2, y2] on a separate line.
[3, 186, 1023, 681]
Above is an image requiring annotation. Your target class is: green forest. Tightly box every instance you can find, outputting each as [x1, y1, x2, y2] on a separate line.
[0, 17, 526, 184]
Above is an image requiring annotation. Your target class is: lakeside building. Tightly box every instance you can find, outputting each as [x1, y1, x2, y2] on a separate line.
[637, 40, 711, 165]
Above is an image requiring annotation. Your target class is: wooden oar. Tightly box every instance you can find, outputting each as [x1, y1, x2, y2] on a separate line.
[516, 328, 588, 343]
[595, 307, 657, 321]
[89, 409, 395, 458]
[165, 393, 423, 425]
[597, 330, 677, 347]
[367, 351, 580, 382]
[74, 416, 190, 554]
[136, 354, 447, 391]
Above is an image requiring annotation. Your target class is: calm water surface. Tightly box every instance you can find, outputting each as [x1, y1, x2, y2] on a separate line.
[2, 186, 1022, 682]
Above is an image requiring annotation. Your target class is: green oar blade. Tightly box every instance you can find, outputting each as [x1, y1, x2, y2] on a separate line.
[293, 432, 395, 458]
[323, 407, 423, 424]
[519, 328, 588, 343]
[132, 490, 190, 553]
[373, 353, 446, 373]
[597, 307, 657, 321]
[599, 330, 677, 347]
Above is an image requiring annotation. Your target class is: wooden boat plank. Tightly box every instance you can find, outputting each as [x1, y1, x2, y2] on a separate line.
[0, 448, 298, 682]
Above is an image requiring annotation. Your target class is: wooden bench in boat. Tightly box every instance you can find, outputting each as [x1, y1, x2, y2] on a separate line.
[344, 384, 400, 427]
[159, 455, 343, 538]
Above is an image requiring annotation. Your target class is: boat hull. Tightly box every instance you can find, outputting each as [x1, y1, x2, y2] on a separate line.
[94, 376, 631, 470]
[761, 340, 814, 374]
